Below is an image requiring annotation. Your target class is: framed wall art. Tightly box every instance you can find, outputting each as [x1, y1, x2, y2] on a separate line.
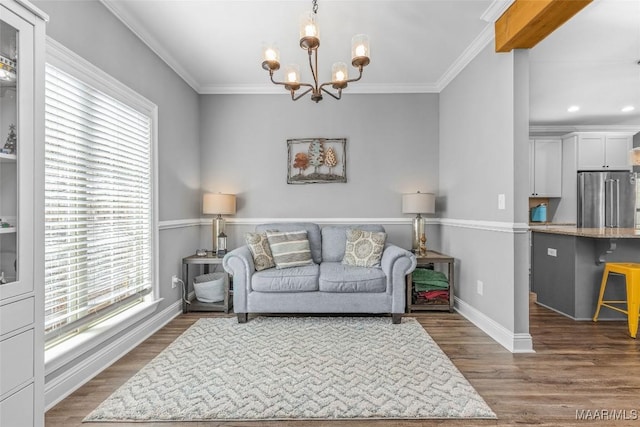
[287, 138, 347, 184]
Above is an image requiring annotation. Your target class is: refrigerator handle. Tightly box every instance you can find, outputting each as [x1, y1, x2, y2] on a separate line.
[614, 179, 620, 228]
[605, 179, 614, 228]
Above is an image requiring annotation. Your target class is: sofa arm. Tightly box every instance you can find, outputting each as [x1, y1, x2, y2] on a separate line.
[381, 244, 417, 313]
[222, 246, 254, 313]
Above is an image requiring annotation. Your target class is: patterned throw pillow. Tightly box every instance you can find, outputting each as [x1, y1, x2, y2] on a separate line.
[245, 232, 275, 271]
[342, 229, 386, 268]
[266, 230, 314, 269]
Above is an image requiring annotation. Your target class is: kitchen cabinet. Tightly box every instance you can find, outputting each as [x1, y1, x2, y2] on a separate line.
[529, 138, 562, 197]
[576, 133, 632, 171]
[554, 131, 637, 224]
[0, 2, 46, 426]
[531, 228, 640, 320]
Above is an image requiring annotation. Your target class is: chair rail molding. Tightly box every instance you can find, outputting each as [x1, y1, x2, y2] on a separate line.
[158, 218, 203, 230]
[439, 218, 530, 234]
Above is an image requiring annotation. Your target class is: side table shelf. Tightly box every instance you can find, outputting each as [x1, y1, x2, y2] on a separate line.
[406, 250, 454, 312]
[182, 253, 232, 313]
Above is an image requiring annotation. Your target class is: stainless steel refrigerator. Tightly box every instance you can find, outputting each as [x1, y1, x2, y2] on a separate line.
[577, 171, 637, 228]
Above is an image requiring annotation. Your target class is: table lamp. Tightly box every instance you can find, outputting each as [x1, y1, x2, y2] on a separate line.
[402, 191, 435, 254]
[203, 193, 236, 256]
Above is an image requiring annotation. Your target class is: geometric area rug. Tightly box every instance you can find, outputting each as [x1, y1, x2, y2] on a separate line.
[84, 316, 496, 422]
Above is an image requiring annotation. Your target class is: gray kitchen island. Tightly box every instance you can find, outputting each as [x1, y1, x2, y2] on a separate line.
[531, 227, 640, 320]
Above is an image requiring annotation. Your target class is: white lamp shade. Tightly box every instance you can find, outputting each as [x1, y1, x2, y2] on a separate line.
[402, 192, 435, 214]
[203, 193, 236, 215]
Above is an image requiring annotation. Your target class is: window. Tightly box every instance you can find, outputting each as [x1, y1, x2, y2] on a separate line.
[44, 58, 156, 344]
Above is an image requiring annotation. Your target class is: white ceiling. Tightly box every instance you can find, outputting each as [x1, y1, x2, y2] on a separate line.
[101, 0, 640, 128]
[529, 0, 640, 128]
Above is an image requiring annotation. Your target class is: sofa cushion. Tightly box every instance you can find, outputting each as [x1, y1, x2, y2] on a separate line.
[322, 224, 386, 262]
[266, 230, 314, 269]
[319, 262, 386, 293]
[342, 229, 387, 267]
[245, 232, 275, 271]
[252, 264, 319, 292]
[257, 223, 322, 263]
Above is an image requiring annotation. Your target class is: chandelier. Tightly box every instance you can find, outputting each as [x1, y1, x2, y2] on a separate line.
[261, 0, 370, 103]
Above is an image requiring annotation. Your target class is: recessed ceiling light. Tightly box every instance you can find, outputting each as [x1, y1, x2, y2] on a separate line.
[622, 105, 635, 112]
[567, 105, 580, 113]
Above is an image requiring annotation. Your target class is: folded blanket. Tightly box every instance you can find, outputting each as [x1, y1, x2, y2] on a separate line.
[414, 282, 449, 292]
[412, 268, 449, 291]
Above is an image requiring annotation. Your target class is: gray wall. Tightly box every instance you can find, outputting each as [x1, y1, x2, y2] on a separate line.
[35, 0, 201, 222]
[34, 0, 200, 398]
[439, 43, 529, 339]
[199, 93, 439, 248]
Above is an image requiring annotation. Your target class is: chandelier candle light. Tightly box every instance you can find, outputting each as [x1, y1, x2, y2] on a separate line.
[203, 193, 236, 257]
[261, 0, 370, 103]
[402, 192, 436, 254]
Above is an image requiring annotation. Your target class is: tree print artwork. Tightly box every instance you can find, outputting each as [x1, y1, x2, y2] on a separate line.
[325, 147, 337, 174]
[287, 138, 346, 184]
[307, 139, 325, 173]
[293, 152, 309, 175]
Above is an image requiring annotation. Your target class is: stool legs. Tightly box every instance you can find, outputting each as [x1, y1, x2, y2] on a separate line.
[626, 269, 640, 338]
[593, 265, 611, 322]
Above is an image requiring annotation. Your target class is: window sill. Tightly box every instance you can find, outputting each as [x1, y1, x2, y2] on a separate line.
[45, 298, 162, 375]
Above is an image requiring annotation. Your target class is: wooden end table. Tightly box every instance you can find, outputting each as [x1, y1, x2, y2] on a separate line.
[182, 253, 231, 314]
[406, 250, 454, 312]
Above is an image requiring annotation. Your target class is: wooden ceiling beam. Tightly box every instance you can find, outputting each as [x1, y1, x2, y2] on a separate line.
[495, 0, 592, 52]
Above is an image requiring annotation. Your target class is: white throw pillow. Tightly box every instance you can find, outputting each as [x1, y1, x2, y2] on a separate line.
[342, 229, 386, 267]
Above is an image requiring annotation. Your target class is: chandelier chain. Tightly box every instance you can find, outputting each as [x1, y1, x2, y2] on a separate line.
[312, 0, 318, 15]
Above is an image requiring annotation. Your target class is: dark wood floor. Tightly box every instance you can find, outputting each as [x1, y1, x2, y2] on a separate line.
[46, 295, 640, 427]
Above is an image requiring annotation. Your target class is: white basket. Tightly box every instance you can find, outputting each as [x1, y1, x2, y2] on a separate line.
[193, 272, 226, 303]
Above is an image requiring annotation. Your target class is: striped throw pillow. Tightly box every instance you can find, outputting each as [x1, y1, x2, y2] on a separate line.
[266, 230, 314, 269]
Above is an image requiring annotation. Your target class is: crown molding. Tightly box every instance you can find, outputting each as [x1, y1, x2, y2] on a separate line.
[436, 23, 495, 91]
[100, 0, 201, 93]
[480, 0, 515, 23]
[15, 0, 49, 21]
[100, 0, 503, 96]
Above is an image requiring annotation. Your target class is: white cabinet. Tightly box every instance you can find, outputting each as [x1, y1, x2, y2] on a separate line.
[0, 2, 46, 426]
[576, 133, 633, 170]
[529, 138, 562, 197]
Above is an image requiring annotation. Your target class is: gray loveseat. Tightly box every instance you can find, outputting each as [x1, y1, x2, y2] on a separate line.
[222, 222, 416, 323]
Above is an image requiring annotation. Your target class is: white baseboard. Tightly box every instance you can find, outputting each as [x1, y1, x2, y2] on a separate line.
[454, 297, 534, 354]
[44, 300, 182, 410]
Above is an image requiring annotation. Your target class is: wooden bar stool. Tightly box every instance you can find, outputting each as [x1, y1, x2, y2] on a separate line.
[593, 263, 640, 338]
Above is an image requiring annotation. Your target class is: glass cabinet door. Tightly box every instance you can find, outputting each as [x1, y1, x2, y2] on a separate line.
[0, 17, 18, 286]
[0, 6, 34, 301]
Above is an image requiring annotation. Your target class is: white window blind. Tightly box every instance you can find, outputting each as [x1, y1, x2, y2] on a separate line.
[44, 64, 153, 341]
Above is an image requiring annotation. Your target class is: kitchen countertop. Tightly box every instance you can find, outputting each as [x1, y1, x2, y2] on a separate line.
[531, 226, 640, 239]
[529, 222, 576, 227]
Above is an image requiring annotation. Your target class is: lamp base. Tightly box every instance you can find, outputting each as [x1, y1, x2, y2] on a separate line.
[411, 214, 424, 253]
[212, 215, 225, 253]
